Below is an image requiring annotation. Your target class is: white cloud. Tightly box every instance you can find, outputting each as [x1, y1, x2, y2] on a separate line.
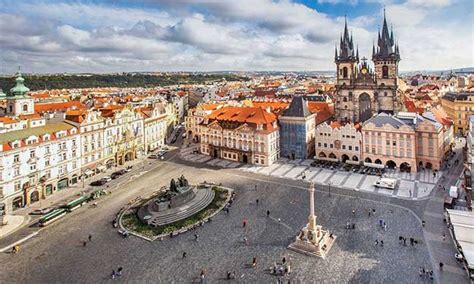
[0, 0, 472, 74]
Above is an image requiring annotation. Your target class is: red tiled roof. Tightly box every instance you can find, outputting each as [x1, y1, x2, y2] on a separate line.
[206, 106, 278, 132]
[35, 101, 86, 113]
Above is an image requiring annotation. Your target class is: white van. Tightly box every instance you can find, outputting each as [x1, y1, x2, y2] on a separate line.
[449, 186, 459, 199]
[374, 178, 397, 190]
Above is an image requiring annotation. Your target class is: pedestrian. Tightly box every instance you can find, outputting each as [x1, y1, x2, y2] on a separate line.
[422, 220, 426, 227]
[368, 209, 371, 217]
[242, 220, 247, 227]
[252, 257, 257, 268]
[352, 209, 356, 215]
[399, 236, 403, 244]
[267, 210, 270, 217]
[200, 270, 205, 283]
[443, 233, 446, 241]
[439, 262, 444, 271]
[83, 240, 87, 247]
[403, 237, 407, 246]
[88, 234, 92, 242]
[111, 270, 116, 280]
[419, 267, 424, 277]
[380, 240, 384, 247]
[374, 239, 378, 246]
[194, 233, 199, 242]
[410, 237, 414, 246]
[182, 252, 187, 259]
[379, 219, 383, 227]
[117, 267, 123, 276]
[256, 199, 259, 205]
[282, 256, 286, 264]
[384, 223, 388, 232]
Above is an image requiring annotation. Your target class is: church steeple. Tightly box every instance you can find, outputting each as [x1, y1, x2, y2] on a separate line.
[373, 8, 400, 61]
[335, 15, 358, 63]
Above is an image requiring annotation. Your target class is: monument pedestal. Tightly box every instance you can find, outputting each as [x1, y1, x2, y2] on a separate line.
[288, 223, 336, 258]
[288, 182, 336, 259]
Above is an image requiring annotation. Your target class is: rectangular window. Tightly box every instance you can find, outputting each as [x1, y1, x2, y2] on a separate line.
[386, 140, 390, 145]
[30, 150, 35, 159]
[14, 154, 19, 163]
[349, 146, 352, 151]
[14, 167, 20, 176]
[14, 181, 21, 191]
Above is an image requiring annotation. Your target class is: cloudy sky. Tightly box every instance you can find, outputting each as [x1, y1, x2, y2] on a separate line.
[0, 0, 472, 74]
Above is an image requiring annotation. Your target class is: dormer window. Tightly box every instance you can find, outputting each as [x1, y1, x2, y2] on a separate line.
[257, 124, 263, 130]
[43, 134, 50, 141]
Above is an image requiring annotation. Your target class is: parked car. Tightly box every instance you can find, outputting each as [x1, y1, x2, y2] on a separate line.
[310, 161, 318, 167]
[148, 154, 159, 159]
[118, 169, 128, 175]
[29, 207, 53, 215]
[124, 166, 133, 172]
[111, 172, 122, 179]
[90, 180, 107, 186]
[101, 176, 112, 182]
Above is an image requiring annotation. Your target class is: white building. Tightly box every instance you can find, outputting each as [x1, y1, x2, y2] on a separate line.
[0, 122, 81, 213]
[315, 121, 362, 163]
[139, 104, 168, 153]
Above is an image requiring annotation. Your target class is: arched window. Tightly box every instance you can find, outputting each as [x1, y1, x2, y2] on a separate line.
[382, 65, 389, 78]
[343, 97, 347, 102]
[22, 104, 28, 112]
[348, 92, 353, 100]
[343, 67, 348, 79]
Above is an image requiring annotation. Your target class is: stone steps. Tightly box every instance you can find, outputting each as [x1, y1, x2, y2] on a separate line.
[149, 189, 215, 226]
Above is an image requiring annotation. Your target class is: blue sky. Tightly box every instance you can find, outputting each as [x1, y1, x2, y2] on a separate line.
[0, 0, 472, 74]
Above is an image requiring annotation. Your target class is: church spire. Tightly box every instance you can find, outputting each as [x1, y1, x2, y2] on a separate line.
[336, 15, 358, 63]
[373, 8, 400, 61]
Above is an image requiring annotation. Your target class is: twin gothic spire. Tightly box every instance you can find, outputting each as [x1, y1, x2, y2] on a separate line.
[335, 9, 400, 63]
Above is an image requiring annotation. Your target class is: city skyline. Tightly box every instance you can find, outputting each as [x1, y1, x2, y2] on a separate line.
[1, 0, 473, 74]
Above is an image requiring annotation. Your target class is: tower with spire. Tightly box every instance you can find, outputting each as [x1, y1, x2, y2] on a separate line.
[372, 8, 400, 85]
[335, 16, 359, 86]
[6, 67, 34, 116]
[334, 9, 401, 123]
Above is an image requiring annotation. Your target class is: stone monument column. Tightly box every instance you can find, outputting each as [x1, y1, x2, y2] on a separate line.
[308, 182, 317, 231]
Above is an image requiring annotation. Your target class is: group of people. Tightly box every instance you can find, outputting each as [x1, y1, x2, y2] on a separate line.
[418, 267, 434, 280]
[110, 267, 123, 279]
[271, 256, 291, 277]
[378, 219, 388, 231]
[398, 236, 418, 247]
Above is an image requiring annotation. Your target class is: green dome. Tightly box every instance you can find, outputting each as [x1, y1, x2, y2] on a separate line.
[9, 71, 30, 97]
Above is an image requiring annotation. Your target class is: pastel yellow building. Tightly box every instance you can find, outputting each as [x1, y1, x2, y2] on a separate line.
[440, 92, 474, 135]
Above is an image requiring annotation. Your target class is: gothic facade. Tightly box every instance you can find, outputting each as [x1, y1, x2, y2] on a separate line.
[334, 12, 401, 123]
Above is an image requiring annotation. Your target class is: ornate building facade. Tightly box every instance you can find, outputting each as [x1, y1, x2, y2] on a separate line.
[334, 13, 401, 123]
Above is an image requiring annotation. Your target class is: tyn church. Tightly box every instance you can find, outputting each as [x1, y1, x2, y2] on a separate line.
[334, 11, 401, 123]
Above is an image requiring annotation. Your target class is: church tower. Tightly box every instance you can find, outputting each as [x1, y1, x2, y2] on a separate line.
[372, 9, 401, 114]
[335, 16, 359, 86]
[6, 67, 34, 116]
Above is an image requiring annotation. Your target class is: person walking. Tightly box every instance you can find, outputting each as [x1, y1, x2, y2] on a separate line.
[194, 233, 199, 242]
[282, 256, 286, 264]
[380, 240, 384, 247]
[267, 210, 270, 217]
[242, 219, 247, 228]
[111, 270, 116, 280]
[374, 239, 378, 246]
[200, 270, 205, 283]
[442, 233, 446, 241]
[256, 199, 259, 206]
[117, 267, 123, 276]
[252, 257, 257, 268]
[439, 262, 444, 271]
[182, 252, 187, 259]
[83, 240, 87, 247]
[88, 234, 92, 242]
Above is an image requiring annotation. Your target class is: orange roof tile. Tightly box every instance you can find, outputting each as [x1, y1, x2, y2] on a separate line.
[35, 101, 86, 113]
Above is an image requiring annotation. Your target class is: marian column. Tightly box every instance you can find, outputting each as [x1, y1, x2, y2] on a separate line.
[288, 182, 336, 258]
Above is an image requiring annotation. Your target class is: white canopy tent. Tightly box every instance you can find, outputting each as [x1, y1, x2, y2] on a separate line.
[446, 209, 474, 277]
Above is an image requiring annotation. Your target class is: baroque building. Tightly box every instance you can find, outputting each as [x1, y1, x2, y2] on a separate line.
[335, 12, 401, 123]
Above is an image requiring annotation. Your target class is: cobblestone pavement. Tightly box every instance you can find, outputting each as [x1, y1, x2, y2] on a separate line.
[180, 144, 440, 200]
[0, 158, 436, 283]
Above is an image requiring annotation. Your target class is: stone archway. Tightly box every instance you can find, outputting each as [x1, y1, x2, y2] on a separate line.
[341, 154, 349, 162]
[352, 156, 359, 161]
[386, 160, 397, 169]
[359, 93, 372, 122]
[375, 159, 382, 164]
[30, 191, 40, 203]
[329, 153, 337, 159]
[12, 196, 23, 211]
[319, 152, 327, 158]
[365, 157, 372, 163]
[426, 162, 433, 169]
